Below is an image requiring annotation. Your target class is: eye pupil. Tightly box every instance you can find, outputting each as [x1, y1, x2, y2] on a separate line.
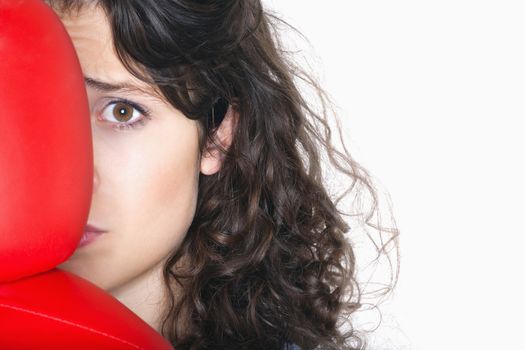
[113, 102, 132, 122]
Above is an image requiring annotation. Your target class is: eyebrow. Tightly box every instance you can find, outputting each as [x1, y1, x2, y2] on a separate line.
[84, 76, 158, 97]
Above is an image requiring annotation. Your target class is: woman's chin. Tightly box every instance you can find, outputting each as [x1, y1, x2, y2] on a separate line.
[57, 257, 105, 289]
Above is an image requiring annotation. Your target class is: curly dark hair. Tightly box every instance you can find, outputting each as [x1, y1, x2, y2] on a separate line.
[47, 1, 400, 349]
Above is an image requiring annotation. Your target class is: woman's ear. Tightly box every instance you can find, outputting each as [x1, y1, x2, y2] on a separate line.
[200, 104, 238, 176]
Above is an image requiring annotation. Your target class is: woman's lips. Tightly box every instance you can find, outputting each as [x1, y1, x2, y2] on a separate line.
[78, 224, 107, 248]
[84, 224, 107, 233]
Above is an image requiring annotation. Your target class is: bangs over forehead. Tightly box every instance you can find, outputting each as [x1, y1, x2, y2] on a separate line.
[46, 0, 219, 114]
[44, 0, 226, 151]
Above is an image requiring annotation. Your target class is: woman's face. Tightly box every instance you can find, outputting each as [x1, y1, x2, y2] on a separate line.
[55, 4, 223, 293]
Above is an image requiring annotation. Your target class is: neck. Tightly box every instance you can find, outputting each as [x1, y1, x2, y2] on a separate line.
[108, 259, 169, 333]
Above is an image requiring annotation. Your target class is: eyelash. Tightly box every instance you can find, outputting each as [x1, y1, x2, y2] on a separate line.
[99, 98, 152, 131]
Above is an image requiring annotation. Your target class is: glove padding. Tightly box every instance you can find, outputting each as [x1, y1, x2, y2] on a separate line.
[0, 1, 174, 348]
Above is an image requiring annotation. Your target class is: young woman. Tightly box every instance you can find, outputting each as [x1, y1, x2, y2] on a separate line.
[49, 1, 399, 349]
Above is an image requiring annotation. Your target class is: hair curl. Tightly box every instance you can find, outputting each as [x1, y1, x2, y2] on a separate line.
[47, 1, 400, 349]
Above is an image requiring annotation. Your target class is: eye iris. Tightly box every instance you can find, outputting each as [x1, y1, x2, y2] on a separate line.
[113, 103, 132, 122]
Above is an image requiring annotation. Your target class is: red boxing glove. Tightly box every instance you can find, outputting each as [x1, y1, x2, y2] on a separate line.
[0, 1, 173, 348]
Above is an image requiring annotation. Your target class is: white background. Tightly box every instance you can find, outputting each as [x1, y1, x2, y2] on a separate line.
[263, 1, 525, 349]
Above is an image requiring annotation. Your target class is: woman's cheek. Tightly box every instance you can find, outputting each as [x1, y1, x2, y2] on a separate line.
[128, 118, 200, 229]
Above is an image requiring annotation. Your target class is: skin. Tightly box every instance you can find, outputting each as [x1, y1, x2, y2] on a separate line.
[55, 4, 237, 332]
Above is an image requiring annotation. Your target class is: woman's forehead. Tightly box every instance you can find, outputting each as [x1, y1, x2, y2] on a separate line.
[59, 4, 156, 96]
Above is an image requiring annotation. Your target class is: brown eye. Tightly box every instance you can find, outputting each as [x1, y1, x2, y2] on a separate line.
[99, 99, 149, 131]
[112, 102, 133, 122]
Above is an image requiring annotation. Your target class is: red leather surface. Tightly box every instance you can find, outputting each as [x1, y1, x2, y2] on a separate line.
[0, 0, 92, 282]
[0, 269, 174, 349]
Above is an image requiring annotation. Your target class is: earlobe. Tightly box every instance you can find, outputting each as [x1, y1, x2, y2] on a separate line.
[200, 105, 238, 176]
